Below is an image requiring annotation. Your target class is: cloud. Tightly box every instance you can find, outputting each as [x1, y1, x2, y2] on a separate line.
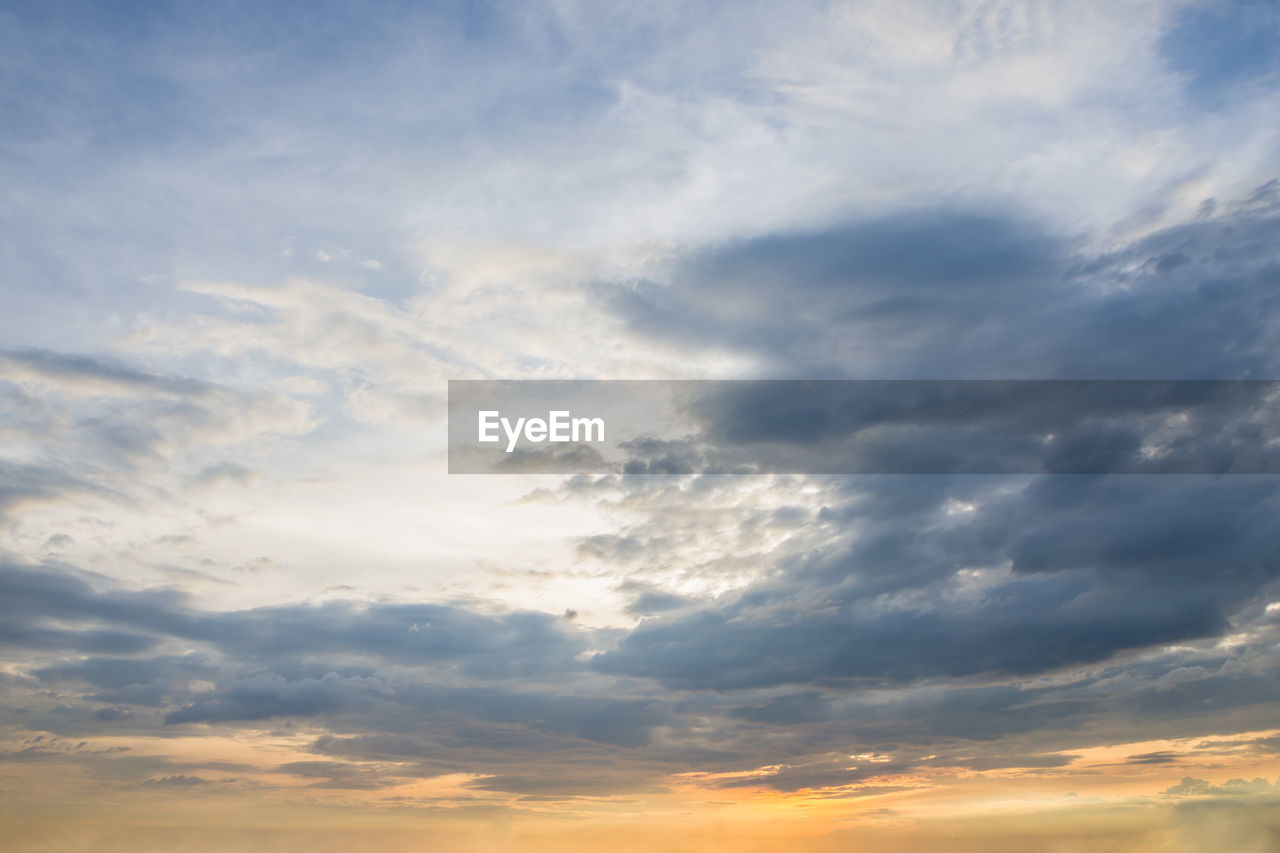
[143, 774, 212, 786]
[604, 184, 1280, 379]
[593, 378, 1280, 475]
[1163, 774, 1280, 798]
[165, 672, 376, 724]
[465, 771, 668, 797]
[617, 581, 693, 617]
[193, 462, 257, 488]
[0, 562, 184, 653]
[0, 462, 110, 527]
[592, 474, 1280, 689]
[0, 561, 588, 679]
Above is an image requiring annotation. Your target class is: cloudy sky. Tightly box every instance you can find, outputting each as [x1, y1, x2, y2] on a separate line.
[3, 1, 1280, 851]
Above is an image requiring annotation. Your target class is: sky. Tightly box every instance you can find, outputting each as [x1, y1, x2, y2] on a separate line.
[2, 1, 1280, 851]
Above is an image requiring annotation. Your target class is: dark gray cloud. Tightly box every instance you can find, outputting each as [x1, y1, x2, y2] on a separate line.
[3, 548, 1278, 797]
[0, 563, 184, 653]
[164, 674, 669, 749]
[604, 183, 1280, 380]
[33, 655, 217, 689]
[618, 581, 693, 617]
[667, 379, 1280, 474]
[604, 210, 1059, 379]
[0, 561, 586, 678]
[592, 474, 1280, 689]
[405, 686, 668, 749]
[165, 672, 381, 724]
[0, 561, 674, 783]
[189, 602, 586, 678]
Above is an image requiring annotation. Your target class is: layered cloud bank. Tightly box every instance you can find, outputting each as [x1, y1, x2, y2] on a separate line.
[3, 1, 1280, 850]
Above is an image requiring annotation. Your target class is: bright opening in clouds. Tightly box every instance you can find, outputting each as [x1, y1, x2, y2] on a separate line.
[2, 2, 1280, 851]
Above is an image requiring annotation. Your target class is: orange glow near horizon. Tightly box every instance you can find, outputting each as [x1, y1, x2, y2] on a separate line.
[4, 724, 1277, 845]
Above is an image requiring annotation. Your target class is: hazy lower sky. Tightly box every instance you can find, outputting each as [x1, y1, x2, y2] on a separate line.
[2, 2, 1280, 851]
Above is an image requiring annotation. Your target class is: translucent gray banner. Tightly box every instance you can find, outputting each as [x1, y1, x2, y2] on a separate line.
[447, 380, 1280, 474]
